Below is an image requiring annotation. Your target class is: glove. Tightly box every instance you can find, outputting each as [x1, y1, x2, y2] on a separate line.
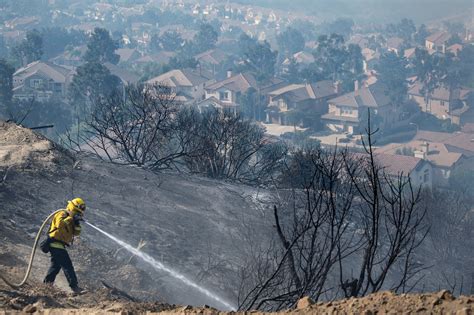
[73, 214, 83, 225]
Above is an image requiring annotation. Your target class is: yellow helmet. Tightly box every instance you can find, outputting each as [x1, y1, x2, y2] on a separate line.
[68, 197, 86, 213]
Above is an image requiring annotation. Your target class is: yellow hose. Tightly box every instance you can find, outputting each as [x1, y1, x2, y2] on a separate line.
[0, 209, 63, 289]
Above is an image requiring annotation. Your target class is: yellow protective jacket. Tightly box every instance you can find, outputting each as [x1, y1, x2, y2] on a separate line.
[48, 209, 82, 249]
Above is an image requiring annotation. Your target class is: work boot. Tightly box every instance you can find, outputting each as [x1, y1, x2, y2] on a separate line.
[70, 286, 87, 295]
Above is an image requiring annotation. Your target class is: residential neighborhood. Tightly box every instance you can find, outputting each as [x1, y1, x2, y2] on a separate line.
[0, 0, 474, 311]
[0, 0, 473, 191]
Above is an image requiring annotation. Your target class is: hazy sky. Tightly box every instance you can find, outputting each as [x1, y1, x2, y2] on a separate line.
[235, 0, 473, 24]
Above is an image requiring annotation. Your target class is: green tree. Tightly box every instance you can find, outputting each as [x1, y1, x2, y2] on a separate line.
[208, 18, 222, 36]
[69, 62, 121, 108]
[0, 59, 14, 112]
[312, 34, 364, 92]
[413, 48, 448, 103]
[84, 28, 119, 64]
[397, 18, 416, 42]
[238, 34, 277, 82]
[277, 27, 305, 57]
[193, 23, 218, 53]
[414, 24, 429, 45]
[138, 62, 172, 81]
[283, 57, 301, 83]
[446, 34, 463, 46]
[456, 45, 474, 88]
[376, 51, 408, 105]
[313, 34, 346, 80]
[168, 55, 198, 69]
[13, 29, 43, 65]
[239, 87, 259, 120]
[289, 19, 317, 41]
[41, 27, 86, 59]
[159, 31, 183, 51]
[443, 21, 465, 35]
[320, 18, 354, 39]
[0, 35, 7, 58]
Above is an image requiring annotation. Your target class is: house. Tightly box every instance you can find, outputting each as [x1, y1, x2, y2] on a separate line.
[12, 61, 74, 102]
[194, 49, 228, 74]
[377, 140, 469, 187]
[371, 153, 433, 189]
[446, 43, 463, 56]
[4, 16, 40, 30]
[386, 37, 404, 54]
[347, 34, 369, 50]
[199, 72, 258, 112]
[104, 62, 140, 86]
[425, 31, 451, 54]
[361, 48, 380, 71]
[116, 48, 141, 64]
[450, 102, 474, 125]
[282, 51, 315, 69]
[71, 23, 101, 35]
[134, 51, 176, 65]
[49, 45, 87, 67]
[408, 82, 471, 123]
[413, 130, 474, 157]
[404, 47, 417, 60]
[267, 11, 277, 23]
[283, 51, 315, 65]
[146, 68, 214, 104]
[266, 81, 339, 127]
[322, 82, 399, 134]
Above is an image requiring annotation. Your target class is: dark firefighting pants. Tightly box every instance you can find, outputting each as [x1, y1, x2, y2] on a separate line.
[43, 247, 78, 289]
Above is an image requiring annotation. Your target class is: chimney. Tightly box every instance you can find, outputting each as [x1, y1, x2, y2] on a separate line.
[227, 69, 233, 78]
[420, 142, 429, 154]
[414, 150, 427, 160]
[354, 80, 359, 91]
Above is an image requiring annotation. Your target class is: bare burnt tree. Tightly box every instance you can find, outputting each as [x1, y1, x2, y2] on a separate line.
[66, 84, 189, 170]
[339, 117, 429, 297]
[238, 146, 359, 311]
[420, 189, 474, 295]
[5, 98, 35, 125]
[184, 108, 286, 182]
[238, 114, 429, 311]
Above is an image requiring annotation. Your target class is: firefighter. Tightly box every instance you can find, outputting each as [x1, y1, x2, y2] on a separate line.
[43, 198, 86, 294]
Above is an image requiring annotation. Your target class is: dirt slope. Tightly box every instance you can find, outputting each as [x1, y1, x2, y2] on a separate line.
[0, 121, 271, 308]
[0, 285, 472, 314]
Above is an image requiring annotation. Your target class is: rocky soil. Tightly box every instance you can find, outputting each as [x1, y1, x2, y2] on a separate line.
[0, 284, 472, 314]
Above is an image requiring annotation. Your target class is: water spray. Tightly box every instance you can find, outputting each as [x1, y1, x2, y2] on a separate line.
[85, 222, 237, 311]
[0, 210, 237, 311]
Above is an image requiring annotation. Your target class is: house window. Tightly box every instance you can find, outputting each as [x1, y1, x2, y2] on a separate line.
[31, 79, 42, 88]
[440, 100, 445, 106]
[53, 83, 62, 92]
[219, 91, 230, 101]
[341, 107, 353, 115]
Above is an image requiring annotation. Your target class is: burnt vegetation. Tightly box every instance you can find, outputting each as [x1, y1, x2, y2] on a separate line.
[61, 86, 473, 309]
[237, 123, 429, 311]
[63, 84, 286, 182]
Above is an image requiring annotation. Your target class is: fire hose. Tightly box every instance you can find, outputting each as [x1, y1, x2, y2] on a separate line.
[0, 209, 64, 289]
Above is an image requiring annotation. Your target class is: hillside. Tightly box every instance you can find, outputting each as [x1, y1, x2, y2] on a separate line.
[0, 121, 473, 314]
[0, 121, 272, 309]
